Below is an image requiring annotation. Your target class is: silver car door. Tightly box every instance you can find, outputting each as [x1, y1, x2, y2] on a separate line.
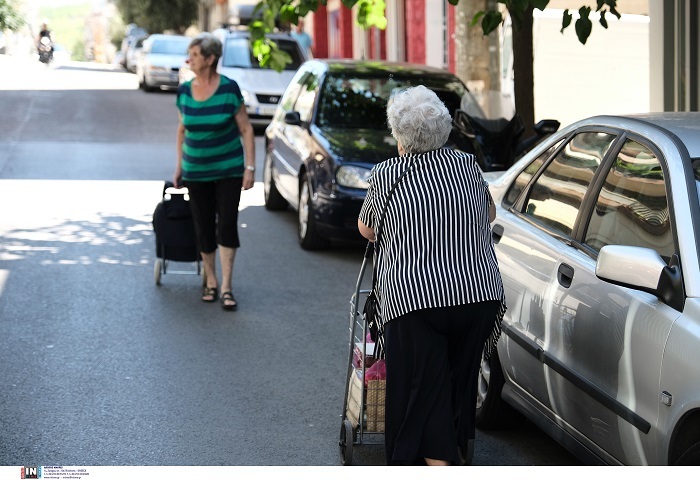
[546, 137, 680, 464]
[500, 131, 619, 422]
[493, 143, 568, 410]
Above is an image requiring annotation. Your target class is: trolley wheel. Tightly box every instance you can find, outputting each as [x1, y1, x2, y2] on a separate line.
[339, 419, 354, 466]
[154, 259, 162, 286]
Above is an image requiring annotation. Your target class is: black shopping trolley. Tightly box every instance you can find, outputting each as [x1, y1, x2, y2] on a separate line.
[151, 181, 205, 286]
[339, 242, 386, 466]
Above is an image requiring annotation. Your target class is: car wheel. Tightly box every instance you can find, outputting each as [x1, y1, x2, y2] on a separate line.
[675, 440, 700, 465]
[475, 349, 522, 429]
[298, 173, 329, 250]
[263, 151, 287, 211]
[142, 74, 155, 92]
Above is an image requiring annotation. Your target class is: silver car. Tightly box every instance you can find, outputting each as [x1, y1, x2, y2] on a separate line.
[478, 113, 700, 465]
[136, 34, 190, 92]
[212, 29, 308, 128]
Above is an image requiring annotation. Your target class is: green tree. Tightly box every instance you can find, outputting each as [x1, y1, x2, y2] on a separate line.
[0, 0, 24, 31]
[115, 0, 197, 34]
[251, 0, 620, 135]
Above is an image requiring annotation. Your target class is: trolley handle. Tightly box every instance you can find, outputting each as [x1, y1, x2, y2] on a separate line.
[364, 241, 374, 259]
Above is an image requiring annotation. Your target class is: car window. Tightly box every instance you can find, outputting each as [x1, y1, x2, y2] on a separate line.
[275, 73, 306, 122]
[503, 140, 562, 208]
[317, 76, 388, 129]
[222, 37, 304, 70]
[523, 131, 616, 237]
[316, 74, 466, 129]
[584, 139, 674, 260]
[294, 73, 321, 122]
[151, 38, 189, 55]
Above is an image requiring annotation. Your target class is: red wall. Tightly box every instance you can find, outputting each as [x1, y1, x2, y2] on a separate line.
[340, 5, 354, 58]
[313, 5, 329, 58]
[405, 0, 425, 64]
[448, 3, 456, 73]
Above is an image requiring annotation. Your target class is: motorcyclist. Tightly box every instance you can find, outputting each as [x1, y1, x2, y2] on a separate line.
[36, 23, 54, 60]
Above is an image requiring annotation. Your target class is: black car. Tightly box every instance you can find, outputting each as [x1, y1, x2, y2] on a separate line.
[263, 60, 488, 250]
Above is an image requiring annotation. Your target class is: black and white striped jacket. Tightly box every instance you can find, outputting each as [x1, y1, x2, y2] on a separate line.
[358, 148, 506, 356]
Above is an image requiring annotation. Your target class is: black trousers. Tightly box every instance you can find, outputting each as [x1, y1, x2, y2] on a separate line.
[183, 177, 243, 253]
[383, 301, 499, 465]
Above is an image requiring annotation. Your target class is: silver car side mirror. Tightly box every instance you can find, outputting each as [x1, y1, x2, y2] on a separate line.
[596, 245, 683, 310]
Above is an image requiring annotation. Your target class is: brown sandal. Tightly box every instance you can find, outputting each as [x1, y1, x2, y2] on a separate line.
[201, 286, 218, 303]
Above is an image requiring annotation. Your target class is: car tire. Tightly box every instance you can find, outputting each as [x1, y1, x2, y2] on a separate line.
[298, 173, 329, 250]
[263, 151, 287, 211]
[141, 74, 155, 92]
[675, 440, 700, 465]
[475, 350, 523, 430]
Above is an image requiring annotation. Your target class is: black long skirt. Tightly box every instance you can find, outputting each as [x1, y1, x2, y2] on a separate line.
[383, 301, 499, 465]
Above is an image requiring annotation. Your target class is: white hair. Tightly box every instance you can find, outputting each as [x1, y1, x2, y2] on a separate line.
[189, 32, 222, 61]
[386, 85, 452, 154]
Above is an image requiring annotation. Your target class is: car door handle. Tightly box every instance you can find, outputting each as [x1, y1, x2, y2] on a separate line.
[557, 263, 574, 288]
[492, 223, 504, 244]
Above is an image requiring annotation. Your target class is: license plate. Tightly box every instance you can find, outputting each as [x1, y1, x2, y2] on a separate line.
[256, 106, 277, 116]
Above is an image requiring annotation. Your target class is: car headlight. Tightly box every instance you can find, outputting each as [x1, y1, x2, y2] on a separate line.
[336, 165, 371, 189]
[240, 89, 251, 106]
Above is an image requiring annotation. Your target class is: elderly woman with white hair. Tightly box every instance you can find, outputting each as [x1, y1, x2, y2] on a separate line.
[174, 32, 256, 311]
[358, 85, 506, 466]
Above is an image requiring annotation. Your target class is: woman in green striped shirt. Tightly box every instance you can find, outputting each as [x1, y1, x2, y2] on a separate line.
[174, 32, 256, 311]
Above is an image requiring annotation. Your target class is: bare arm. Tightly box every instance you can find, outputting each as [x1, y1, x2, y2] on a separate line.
[358, 219, 375, 242]
[174, 113, 185, 188]
[488, 188, 496, 223]
[235, 106, 256, 191]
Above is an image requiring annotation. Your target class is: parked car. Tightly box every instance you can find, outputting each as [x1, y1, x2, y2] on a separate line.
[477, 112, 700, 465]
[263, 59, 496, 249]
[125, 35, 146, 73]
[120, 25, 147, 72]
[136, 34, 190, 92]
[209, 28, 308, 129]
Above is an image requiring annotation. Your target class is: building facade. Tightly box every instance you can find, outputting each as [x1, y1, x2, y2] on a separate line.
[204, 1, 696, 121]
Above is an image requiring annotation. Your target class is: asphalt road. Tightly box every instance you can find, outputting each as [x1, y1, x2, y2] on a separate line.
[0, 55, 581, 466]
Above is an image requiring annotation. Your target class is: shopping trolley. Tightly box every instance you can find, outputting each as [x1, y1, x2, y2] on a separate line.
[339, 242, 386, 466]
[151, 181, 205, 286]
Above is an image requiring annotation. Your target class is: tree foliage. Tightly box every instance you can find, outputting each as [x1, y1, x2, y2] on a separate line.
[252, 0, 619, 71]
[0, 0, 24, 31]
[251, 0, 620, 136]
[115, 0, 197, 34]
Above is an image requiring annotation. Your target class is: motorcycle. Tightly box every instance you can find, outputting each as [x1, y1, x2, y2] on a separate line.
[450, 90, 560, 172]
[38, 36, 53, 65]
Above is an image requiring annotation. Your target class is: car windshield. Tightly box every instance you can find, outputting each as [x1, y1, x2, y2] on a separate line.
[317, 74, 467, 129]
[151, 38, 189, 55]
[222, 37, 304, 70]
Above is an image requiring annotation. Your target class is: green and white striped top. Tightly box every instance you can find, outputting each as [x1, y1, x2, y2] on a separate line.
[176, 75, 245, 182]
